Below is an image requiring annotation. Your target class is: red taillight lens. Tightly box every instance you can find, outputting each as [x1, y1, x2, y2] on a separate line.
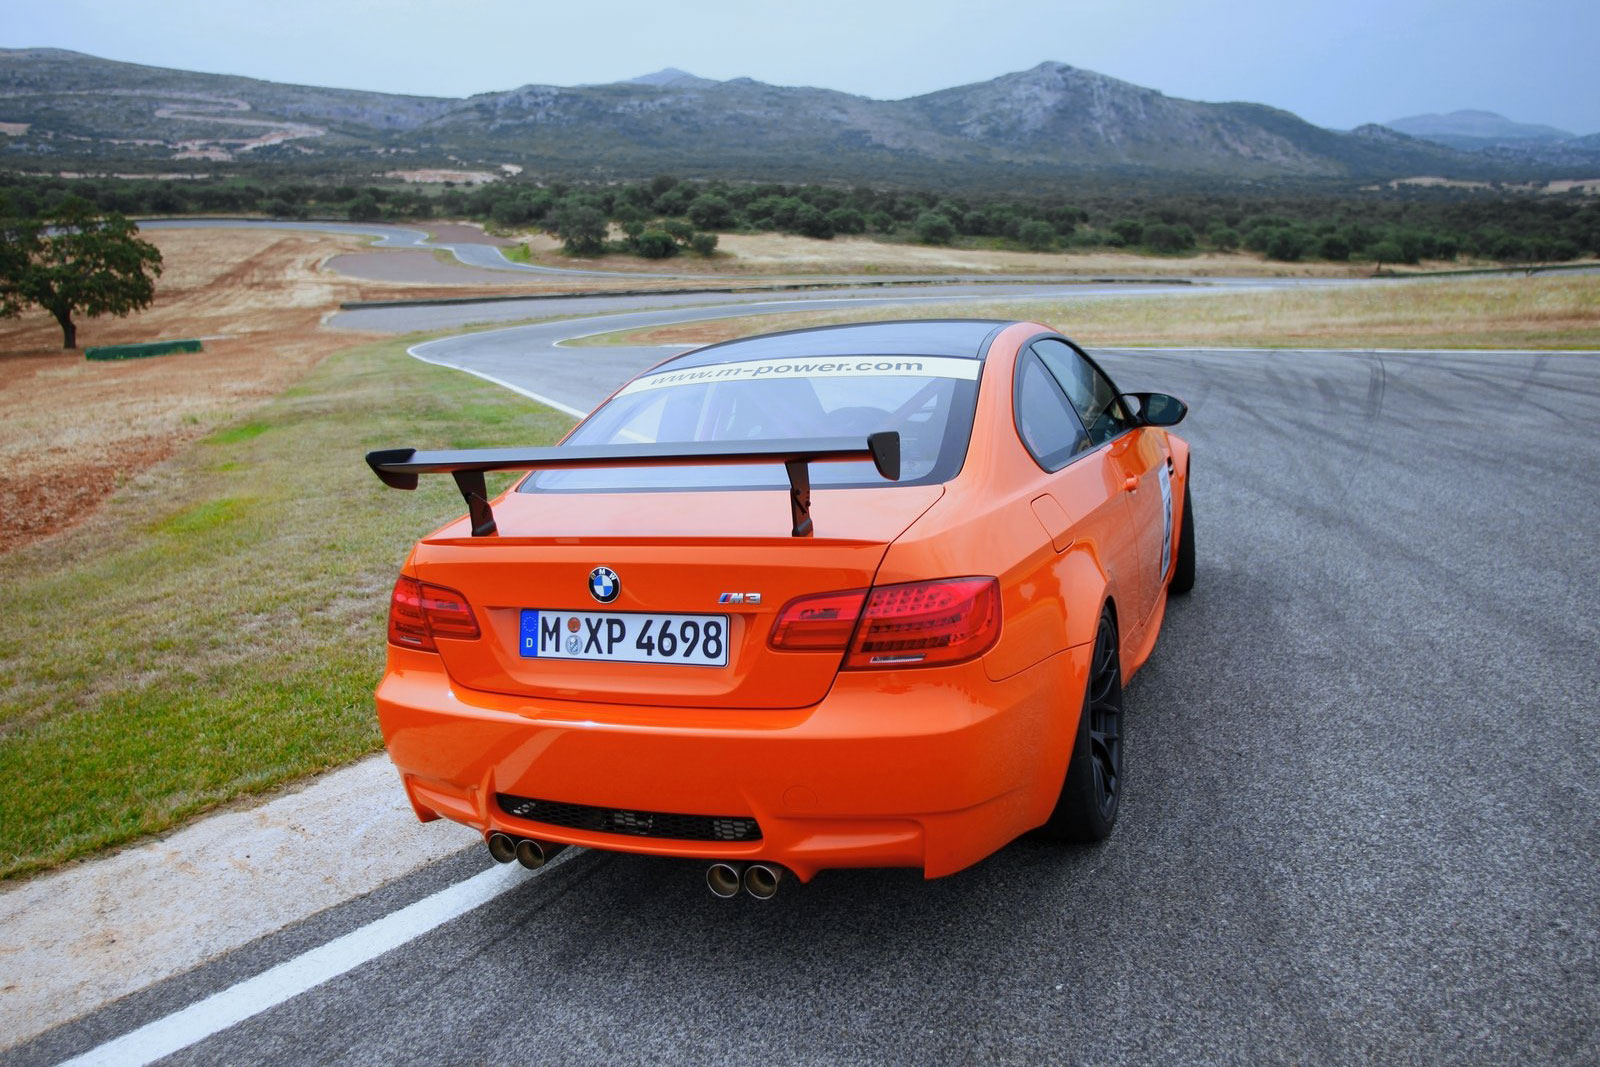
[387, 576, 480, 652]
[768, 577, 1000, 669]
[388, 576, 430, 650]
[846, 577, 1000, 669]
[770, 589, 868, 651]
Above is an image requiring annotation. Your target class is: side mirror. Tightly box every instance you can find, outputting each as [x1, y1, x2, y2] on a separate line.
[1123, 392, 1187, 427]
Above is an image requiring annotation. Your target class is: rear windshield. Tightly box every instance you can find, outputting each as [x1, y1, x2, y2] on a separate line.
[521, 354, 980, 493]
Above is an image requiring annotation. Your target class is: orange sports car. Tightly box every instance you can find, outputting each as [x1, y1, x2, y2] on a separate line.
[366, 320, 1192, 898]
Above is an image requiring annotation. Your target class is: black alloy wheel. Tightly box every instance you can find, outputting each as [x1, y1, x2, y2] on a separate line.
[1038, 606, 1124, 842]
[1170, 479, 1196, 595]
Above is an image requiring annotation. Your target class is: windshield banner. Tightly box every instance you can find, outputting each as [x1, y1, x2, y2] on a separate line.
[616, 355, 982, 396]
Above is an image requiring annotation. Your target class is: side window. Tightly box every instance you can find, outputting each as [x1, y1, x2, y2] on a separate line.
[1014, 350, 1091, 470]
[1034, 339, 1132, 447]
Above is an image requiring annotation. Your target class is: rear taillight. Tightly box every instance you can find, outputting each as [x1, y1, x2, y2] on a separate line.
[848, 577, 1000, 669]
[769, 577, 1000, 669]
[770, 589, 868, 651]
[388, 576, 480, 652]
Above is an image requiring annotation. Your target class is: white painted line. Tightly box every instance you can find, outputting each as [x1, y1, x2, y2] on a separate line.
[56, 851, 579, 1067]
[406, 341, 590, 419]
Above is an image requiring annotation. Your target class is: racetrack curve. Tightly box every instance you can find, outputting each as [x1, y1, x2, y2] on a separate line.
[12, 229, 1598, 1067]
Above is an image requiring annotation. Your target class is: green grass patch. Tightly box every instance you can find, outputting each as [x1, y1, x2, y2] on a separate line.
[0, 335, 575, 879]
[501, 242, 531, 263]
[151, 496, 255, 536]
[205, 420, 271, 446]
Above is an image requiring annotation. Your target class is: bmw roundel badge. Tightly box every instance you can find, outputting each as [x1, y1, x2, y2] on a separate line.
[588, 566, 620, 604]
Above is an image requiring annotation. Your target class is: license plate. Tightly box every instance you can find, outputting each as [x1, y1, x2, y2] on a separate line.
[518, 610, 729, 667]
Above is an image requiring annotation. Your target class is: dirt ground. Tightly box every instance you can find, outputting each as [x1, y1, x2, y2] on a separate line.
[0, 229, 396, 553]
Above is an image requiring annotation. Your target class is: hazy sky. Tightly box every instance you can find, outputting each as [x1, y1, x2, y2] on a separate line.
[7, 0, 1599, 135]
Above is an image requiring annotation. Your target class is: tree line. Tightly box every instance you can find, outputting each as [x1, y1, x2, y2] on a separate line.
[4, 171, 1598, 266]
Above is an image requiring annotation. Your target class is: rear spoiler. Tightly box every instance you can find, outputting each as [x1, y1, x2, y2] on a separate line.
[364, 431, 901, 538]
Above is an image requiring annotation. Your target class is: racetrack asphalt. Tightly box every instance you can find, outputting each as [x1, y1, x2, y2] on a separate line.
[14, 333, 1597, 1066]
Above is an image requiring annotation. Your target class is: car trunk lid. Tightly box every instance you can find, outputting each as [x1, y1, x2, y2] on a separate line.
[411, 485, 943, 708]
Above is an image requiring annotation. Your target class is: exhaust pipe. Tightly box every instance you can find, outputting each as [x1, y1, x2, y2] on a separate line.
[706, 862, 746, 899]
[514, 838, 565, 870]
[486, 832, 517, 864]
[743, 863, 785, 900]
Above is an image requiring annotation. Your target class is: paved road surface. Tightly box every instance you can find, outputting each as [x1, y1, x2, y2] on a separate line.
[16, 337, 1597, 1066]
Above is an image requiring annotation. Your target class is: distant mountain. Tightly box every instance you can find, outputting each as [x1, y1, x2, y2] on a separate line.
[1386, 109, 1577, 151]
[1376, 110, 1600, 171]
[0, 47, 1557, 187]
[622, 68, 719, 90]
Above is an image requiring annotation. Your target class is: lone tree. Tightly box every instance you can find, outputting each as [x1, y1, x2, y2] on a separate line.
[0, 198, 163, 349]
[554, 203, 608, 256]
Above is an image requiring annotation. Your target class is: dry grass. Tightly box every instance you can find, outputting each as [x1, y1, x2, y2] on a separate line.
[0, 228, 695, 550]
[0, 332, 571, 879]
[0, 229, 388, 551]
[573, 273, 1600, 351]
[516, 229, 1394, 278]
[0, 224, 583, 879]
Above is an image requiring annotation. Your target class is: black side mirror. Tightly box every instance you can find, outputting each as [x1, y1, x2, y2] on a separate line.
[1123, 392, 1187, 427]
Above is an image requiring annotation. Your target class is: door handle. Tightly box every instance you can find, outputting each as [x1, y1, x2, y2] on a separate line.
[1123, 476, 1140, 493]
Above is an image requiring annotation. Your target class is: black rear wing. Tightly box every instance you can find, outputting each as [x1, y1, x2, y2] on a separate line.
[365, 432, 901, 538]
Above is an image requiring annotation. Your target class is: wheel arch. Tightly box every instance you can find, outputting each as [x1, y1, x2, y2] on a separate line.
[1057, 540, 1115, 650]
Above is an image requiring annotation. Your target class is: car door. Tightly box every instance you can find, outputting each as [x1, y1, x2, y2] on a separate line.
[1012, 343, 1148, 648]
[1032, 339, 1171, 633]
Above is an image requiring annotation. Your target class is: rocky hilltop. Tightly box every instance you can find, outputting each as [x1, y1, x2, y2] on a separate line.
[0, 48, 1583, 185]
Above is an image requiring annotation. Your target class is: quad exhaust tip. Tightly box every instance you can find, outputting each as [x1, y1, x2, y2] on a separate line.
[706, 861, 787, 899]
[743, 863, 784, 900]
[487, 832, 563, 870]
[487, 832, 516, 864]
[516, 837, 561, 870]
[706, 862, 745, 899]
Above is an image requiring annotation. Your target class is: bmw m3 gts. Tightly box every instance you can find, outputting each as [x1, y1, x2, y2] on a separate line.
[365, 319, 1193, 895]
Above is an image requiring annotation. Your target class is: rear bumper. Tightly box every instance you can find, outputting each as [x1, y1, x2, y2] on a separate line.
[377, 644, 1089, 880]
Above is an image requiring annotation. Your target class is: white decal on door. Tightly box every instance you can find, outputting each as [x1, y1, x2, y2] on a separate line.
[1158, 463, 1173, 580]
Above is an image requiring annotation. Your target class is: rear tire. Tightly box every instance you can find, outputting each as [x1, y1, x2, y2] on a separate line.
[1170, 481, 1195, 596]
[1038, 607, 1123, 842]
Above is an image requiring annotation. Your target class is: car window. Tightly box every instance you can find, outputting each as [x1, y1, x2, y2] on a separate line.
[1014, 349, 1091, 470]
[1033, 339, 1131, 446]
[522, 354, 981, 492]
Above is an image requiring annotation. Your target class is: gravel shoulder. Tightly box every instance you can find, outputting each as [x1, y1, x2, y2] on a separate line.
[0, 756, 472, 1051]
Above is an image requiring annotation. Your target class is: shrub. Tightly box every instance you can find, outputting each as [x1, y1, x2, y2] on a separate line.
[661, 218, 694, 244]
[632, 230, 678, 259]
[556, 204, 608, 255]
[689, 232, 718, 256]
[793, 204, 835, 239]
[1142, 223, 1194, 254]
[1368, 239, 1407, 266]
[1017, 219, 1056, 251]
[652, 186, 693, 216]
[1208, 224, 1240, 251]
[1111, 219, 1145, 245]
[913, 211, 956, 245]
[687, 195, 736, 231]
[1317, 234, 1351, 261]
[826, 207, 866, 235]
[348, 194, 382, 222]
[1265, 227, 1312, 262]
